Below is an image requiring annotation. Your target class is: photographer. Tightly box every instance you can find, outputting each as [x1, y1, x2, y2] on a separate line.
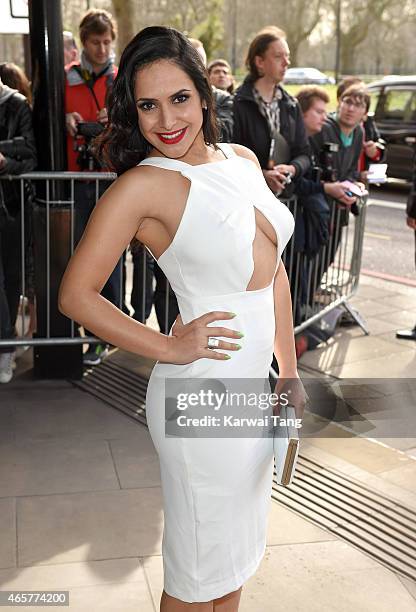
[311, 85, 369, 192]
[65, 10, 117, 169]
[301, 85, 369, 330]
[65, 9, 120, 366]
[0, 76, 37, 383]
[287, 86, 358, 354]
[296, 86, 358, 215]
[336, 77, 385, 180]
[309, 85, 368, 244]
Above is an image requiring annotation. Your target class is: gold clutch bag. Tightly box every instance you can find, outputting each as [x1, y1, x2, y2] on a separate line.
[273, 404, 300, 486]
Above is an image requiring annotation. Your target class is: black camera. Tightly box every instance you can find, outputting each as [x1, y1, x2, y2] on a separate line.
[74, 121, 105, 171]
[0, 136, 32, 160]
[318, 142, 339, 182]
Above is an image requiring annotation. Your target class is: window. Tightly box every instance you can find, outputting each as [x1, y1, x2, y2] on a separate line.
[381, 89, 415, 121]
[409, 93, 416, 121]
[368, 88, 380, 114]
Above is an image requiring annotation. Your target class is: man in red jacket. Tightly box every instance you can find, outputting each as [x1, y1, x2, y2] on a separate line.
[65, 9, 120, 366]
[65, 9, 117, 171]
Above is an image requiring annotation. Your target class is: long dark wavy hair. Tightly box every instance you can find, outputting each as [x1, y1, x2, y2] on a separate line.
[95, 26, 219, 175]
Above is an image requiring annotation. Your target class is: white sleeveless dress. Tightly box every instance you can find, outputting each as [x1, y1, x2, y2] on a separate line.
[141, 143, 294, 602]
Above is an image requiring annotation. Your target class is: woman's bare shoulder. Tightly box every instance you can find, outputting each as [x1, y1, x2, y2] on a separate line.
[228, 143, 262, 169]
[102, 163, 184, 209]
[110, 163, 169, 191]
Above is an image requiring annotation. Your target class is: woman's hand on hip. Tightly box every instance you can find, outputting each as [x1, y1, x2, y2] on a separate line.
[160, 311, 243, 365]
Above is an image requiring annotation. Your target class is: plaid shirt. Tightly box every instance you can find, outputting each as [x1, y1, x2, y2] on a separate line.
[252, 84, 283, 161]
[252, 84, 283, 135]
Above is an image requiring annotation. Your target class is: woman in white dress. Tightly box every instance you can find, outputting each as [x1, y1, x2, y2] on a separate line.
[59, 26, 306, 612]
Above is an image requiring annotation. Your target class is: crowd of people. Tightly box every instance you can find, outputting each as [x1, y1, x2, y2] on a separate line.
[0, 9, 401, 384]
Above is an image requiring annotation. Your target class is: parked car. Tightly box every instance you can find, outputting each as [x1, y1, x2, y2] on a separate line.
[284, 67, 335, 85]
[367, 76, 416, 181]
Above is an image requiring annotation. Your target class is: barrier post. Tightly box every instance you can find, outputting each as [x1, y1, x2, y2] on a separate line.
[32, 200, 83, 379]
[29, 0, 83, 378]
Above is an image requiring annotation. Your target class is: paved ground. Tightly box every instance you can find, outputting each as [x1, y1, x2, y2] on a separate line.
[1, 275, 416, 611]
[364, 182, 415, 281]
[299, 274, 416, 379]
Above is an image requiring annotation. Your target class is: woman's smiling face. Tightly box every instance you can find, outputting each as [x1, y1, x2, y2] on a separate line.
[134, 59, 206, 158]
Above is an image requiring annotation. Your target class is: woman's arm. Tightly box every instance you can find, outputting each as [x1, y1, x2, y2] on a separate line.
[273, 262, 308, 418]
[58, 167, 171, 362]
[273, 262, 298, 377]
[59, 167, 241, 365]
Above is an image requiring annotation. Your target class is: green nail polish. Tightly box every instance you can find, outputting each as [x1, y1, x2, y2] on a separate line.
[229, 312, 237, 317]
[224, 354, 232, 359]
[235, 344, 242, 350]
[236, 332, 244, 338]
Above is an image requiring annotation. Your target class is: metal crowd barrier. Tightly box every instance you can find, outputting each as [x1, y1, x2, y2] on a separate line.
[283, 195, 368, 336]
[0, 172, 368, 354]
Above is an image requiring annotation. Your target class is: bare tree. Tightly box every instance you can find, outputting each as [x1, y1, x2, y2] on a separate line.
[334, 0, 391, 73]
[111, 0, 136, 55]
[56, 0, 416, 76]
[162, 0, 222, 34]
[190, 0, 224, 59]
[264, 0, 326, 66]
[369, 0, 416, 74]
[221, 0, 326, 72]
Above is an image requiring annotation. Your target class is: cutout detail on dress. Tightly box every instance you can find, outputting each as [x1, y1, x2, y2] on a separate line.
[245, 206, 279, 291]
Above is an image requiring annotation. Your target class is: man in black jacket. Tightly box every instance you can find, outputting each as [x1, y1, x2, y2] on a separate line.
[336, 76, 385, 178]
[295, 85, 358, 255]
[233, 26, 310, 195]
[0, 77, 37, 383]
[291, 86, 359, 346]
[297, 87, 358, 205]
[309, 83, 368, 261]
[233, 27, 309, 376]
[311, 84, 369, 185]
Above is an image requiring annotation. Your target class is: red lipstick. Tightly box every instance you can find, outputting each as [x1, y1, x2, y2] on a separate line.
[157, 127, 187, 145]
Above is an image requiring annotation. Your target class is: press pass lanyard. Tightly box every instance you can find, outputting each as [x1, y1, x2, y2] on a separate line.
[73, 66, 110, 111]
